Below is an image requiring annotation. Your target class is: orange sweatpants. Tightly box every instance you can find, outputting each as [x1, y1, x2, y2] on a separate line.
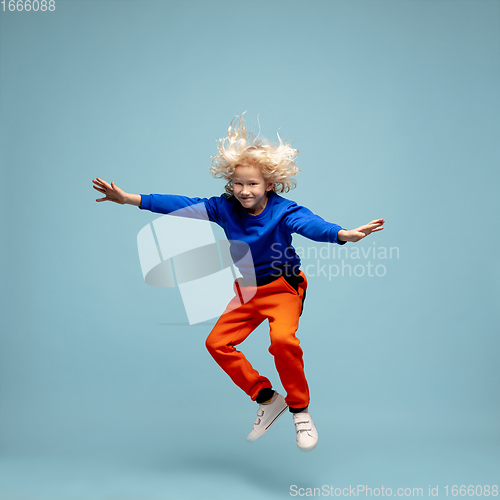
[205, 271, 309, 410]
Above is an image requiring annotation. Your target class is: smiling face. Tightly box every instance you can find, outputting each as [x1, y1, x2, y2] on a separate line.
[232, 163, 274, 215]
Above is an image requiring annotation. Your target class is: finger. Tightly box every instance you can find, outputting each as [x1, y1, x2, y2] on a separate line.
[93, 185, 105, 193]
[97, 178, 112, 189]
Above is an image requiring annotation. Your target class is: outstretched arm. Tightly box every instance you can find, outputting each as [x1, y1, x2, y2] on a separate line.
[92, 177, 141, 206]
[92, 177, 223, 224]
[338, 218, 385, 243]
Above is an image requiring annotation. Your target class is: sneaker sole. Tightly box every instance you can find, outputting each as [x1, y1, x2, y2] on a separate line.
[297, 440, 318, 452]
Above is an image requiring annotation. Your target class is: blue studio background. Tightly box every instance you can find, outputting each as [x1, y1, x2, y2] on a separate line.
[1, 0, 499, 499]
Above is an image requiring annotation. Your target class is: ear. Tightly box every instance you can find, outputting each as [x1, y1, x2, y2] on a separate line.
[266, 180, 274, 192]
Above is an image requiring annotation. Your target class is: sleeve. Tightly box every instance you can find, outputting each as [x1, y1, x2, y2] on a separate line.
[282, 203, 347, 245]
[138, 194, 222, 225]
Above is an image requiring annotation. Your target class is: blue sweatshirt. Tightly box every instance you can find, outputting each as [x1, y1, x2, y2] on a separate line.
[139, 191, 346, 282]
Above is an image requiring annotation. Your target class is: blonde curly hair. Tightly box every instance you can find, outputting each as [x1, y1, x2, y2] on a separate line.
[210, 113, 299, 195]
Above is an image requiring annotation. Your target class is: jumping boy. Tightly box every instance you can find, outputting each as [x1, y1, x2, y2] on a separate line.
[92, 114, 384, 452]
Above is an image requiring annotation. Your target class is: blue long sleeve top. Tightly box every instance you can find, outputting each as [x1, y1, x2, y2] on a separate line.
[139, 191, 346, 282]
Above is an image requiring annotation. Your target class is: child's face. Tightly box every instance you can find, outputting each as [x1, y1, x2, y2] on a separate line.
[232, 163, 274, 215]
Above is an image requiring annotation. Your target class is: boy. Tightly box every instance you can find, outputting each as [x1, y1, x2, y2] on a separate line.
[93, 115, 384, 451]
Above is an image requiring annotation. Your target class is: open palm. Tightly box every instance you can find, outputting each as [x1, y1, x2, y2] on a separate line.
[92, 177, 128, 204]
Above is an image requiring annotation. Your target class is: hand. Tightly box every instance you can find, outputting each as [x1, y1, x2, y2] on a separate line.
[338, 218, 385, 243]
[92, 177, 128, 205]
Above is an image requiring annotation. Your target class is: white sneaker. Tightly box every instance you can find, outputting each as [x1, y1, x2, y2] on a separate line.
[246, 392, 288, 442]
[293, 410, 318, 452]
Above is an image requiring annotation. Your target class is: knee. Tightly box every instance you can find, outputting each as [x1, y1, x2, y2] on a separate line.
[205, 334, 218, 355]
[205, 333, 229, 357]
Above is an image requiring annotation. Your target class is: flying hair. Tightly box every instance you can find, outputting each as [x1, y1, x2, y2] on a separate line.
[210, 112, 300, 195]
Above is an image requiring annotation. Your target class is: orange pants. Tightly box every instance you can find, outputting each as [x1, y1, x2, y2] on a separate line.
[205, 271, 309, 410]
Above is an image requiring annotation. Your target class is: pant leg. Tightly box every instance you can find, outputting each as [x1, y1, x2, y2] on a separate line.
[256, 272, 310, 409]
[205, 293, 270, 401]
